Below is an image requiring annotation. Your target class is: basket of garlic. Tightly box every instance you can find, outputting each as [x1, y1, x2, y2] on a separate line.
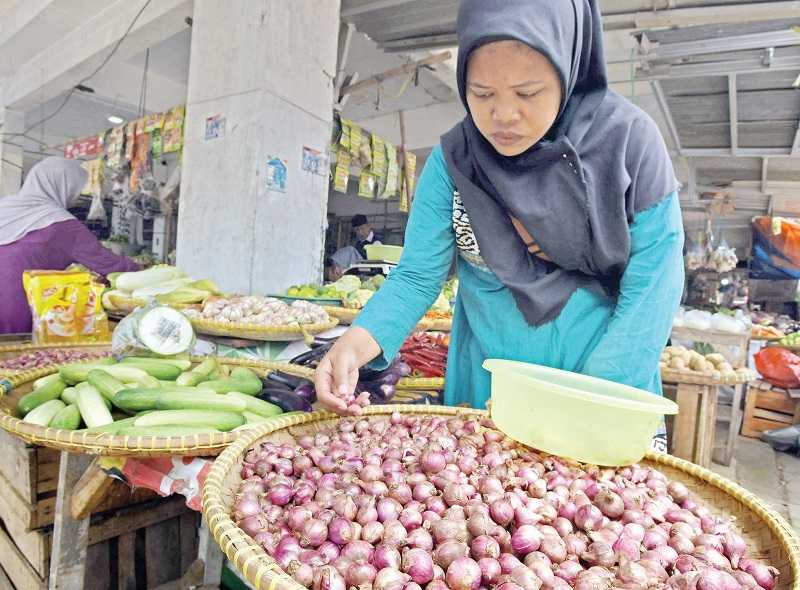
[183, 296, 339, 341]
[660, 346, 755, 385]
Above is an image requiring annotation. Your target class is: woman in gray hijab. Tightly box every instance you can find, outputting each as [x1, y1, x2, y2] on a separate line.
[0, 157, 138, 334]
[315, 0, 683, 445]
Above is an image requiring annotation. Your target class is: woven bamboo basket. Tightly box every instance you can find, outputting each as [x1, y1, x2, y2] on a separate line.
[203, 406, 800, 590]
[324, 307, 452, 332]
[396, 376, 445, 391]
[189, 318, 339, 342]
[661, 367, 756, 386]
[0, 342, 111, 376]
[0, 357, 310, 457]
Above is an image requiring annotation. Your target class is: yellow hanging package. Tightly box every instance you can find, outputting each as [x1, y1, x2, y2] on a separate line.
[23, 270, 110, 344]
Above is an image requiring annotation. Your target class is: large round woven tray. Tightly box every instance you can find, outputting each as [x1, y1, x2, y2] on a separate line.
[324, 307, 452, 332]
[0, 357, 310, 457]
[396, 376, 445, 391]
[661, 367, 756, 386]
[189, 318, 340, 342]
[0, 342, 111, 376]
[203, 406, 800, 590]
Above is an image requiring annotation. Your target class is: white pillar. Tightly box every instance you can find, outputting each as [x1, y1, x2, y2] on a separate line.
[176, 1, 341, 294]
[0, 106, 24, 196]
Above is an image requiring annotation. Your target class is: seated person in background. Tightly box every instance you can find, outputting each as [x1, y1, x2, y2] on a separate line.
[326, 246, 363, 282]
[351, 214, 384, 259]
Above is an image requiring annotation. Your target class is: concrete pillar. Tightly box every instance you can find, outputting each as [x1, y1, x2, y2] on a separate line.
[176, 1, 341, 294]
[0, 106, 24, 196]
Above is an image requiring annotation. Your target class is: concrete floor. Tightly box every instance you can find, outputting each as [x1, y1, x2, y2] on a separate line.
[710, 435, 800, 536]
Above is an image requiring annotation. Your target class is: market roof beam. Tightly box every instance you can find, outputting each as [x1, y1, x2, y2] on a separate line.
[651, 80, 683, 156]
[5, 0, 192, 111]
[603, 1, 800, 31]
[729, 75, 739, 155]
[637, 54, 800, 80]
[639, 28, 800, 61]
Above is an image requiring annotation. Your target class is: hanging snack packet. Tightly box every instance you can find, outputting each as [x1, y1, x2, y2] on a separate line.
[371, 135, 387, 179]
[333, 147, 351, 194]
[350, 123, 363, 161]
[358, 170, 376, 199]
[380, 142, 399, 199]
[340, 119, 352, 151]
[23, 270, 110, 344]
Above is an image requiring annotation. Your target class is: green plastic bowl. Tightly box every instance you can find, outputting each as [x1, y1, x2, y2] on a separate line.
[483, 359, 678, 466]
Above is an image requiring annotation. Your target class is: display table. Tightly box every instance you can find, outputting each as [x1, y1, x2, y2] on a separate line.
[669, 326, 751, 466]
[742, 380, 800, 438]
[662, 367, 755, 468]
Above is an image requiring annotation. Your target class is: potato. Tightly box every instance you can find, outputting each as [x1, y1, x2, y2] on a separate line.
[670, 357, 686, 370]
[711, 370, 722, 382]
[671, 346, 687, 354]
[706, 353, 726, 366]
[689, 356, 708, 372]
[717, 362, 733, 374]
[659, 361, 668, 370]
[680, 350, 693, 363]
[660, 354, 670, 364]
[722, 370, 737, 383]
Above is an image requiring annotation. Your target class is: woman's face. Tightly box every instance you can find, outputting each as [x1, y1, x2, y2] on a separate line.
[466, 41, 563, 156]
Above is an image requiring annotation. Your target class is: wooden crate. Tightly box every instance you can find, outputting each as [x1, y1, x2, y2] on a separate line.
[742, 381, 800, 438]
[0, 495, 199, 590]
[663, 382, 717, 468]
[0, 428, 158, 531]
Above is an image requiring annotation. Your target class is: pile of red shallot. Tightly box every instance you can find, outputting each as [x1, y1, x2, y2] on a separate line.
[233, 413, 780, 590]
[0, 348, 109, 371]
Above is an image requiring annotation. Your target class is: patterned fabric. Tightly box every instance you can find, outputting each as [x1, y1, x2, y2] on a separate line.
[452, 191, 488, 269]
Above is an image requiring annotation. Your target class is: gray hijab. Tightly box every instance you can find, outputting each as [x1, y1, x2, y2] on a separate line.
[0, 157, 87, 246]
[441, 0, 678, 326]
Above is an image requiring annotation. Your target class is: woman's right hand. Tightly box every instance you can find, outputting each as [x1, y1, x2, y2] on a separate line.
[314, 326, 382, 415]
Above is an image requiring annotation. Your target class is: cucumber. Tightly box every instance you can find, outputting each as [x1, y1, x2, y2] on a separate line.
[17, 377, 67, 416]
[87, 370, 127, 402]
[202, 378, 262, 396]
[155, 392, 247, 413]
[76, 383, 112, 409]
[59, 360, 117, 385]
[133, 410, 244, 431]
[117, 425, 222, 437]
[50, 404, 82, 430]
[116, 361, 182, 380]
[176, 357, 217, 386]
[112, 389, 163, 412]
[231, 367, 261, 385]
[228, 392, 282, 418]
[33, 373, 62, 390]
[61, 387, 77, 405]
[77, 385, 114, 428]
[23, 399, 66, 426]
[85, 416, 139, 435]
[100, 365, 163, 385]
[121, 357, 192, 371]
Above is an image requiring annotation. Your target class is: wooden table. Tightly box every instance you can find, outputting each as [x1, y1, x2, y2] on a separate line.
[669, 326, 751, 466]
[48, 452, 224, 590]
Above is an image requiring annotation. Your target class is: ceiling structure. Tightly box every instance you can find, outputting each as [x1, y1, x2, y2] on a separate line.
[340, 0, 800, 252]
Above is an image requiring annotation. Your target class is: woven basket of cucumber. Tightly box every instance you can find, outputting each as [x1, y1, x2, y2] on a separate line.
[0, 356, 313, 456]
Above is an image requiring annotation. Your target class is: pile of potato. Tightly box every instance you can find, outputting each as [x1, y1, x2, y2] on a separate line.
[660, 346, 754, 383]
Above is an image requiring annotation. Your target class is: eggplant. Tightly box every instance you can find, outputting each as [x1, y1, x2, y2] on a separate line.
[266, 371, 310, 390]
[258, 378, 292, 392]
[293, 382, 317, 404]
[290, 343, 333, 366]
[257, 387, 313, 413]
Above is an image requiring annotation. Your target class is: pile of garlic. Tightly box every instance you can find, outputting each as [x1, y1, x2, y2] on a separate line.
[183, 296, 329, 326]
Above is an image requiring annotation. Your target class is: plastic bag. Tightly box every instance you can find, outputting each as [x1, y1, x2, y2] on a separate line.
[684, 309, 712, 331]
[112, 302, 196, 357]
[711, 312, 746, 334]
[23, 270, 109, 344]
[754, 347, 800, 389]
[87, 193, 106, 221]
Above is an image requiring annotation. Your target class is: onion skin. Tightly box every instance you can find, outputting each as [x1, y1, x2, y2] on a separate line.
[402, 548, 435, 585]
[446, 557, 483, 590]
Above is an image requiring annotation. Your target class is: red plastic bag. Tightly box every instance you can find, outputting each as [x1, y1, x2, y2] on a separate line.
[754, 347, 800, 389]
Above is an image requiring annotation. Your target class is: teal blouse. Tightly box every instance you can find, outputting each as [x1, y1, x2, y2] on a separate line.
[354, 146, 684, 409]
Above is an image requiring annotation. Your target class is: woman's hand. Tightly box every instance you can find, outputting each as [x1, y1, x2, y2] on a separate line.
[314, 327, 382, 415]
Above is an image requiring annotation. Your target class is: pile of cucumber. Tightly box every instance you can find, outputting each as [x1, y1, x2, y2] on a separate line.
[16, 357, 288, 436]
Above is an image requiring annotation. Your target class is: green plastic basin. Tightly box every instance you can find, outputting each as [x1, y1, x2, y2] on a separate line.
[483, 359, 678, 466]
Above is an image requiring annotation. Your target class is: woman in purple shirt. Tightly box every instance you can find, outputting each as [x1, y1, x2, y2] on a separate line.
[0, 157, 139, 334]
